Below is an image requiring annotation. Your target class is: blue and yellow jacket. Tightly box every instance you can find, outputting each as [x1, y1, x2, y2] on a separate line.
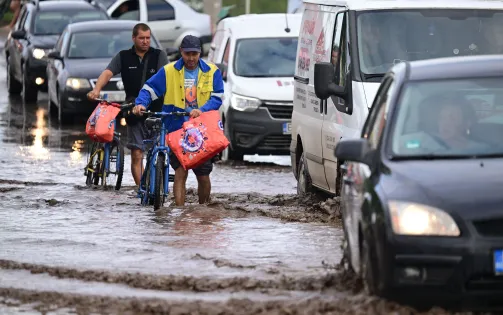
[135, 58, 224, 133]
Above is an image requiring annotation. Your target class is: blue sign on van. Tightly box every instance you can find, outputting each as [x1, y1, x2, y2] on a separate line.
[494, 249, 503, 275]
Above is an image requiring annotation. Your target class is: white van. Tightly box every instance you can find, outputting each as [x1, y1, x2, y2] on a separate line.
[208, 14, 302, 161]
[291, 0, 503, 195]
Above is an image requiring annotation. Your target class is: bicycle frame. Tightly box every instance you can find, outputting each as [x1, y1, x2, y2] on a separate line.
[138, 110, 188, 206]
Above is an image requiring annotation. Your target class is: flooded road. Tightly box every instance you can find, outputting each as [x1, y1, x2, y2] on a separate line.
[0, 29, 486, 314]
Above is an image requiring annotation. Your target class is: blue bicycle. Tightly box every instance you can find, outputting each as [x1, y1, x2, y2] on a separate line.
[138, 109, 190, 210]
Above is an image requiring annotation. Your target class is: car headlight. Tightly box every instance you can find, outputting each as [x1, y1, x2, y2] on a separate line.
[230, 93, 261, 112]
[66, 78, 91, 90]
[388, 201, 460, 236]
[32, 48, 47, 59]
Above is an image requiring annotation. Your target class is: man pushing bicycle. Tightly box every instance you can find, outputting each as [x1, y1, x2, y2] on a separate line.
[133, 35, 225, 207]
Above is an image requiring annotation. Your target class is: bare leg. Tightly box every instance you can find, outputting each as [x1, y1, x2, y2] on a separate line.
[174, 167, 189, 206]
[196, 175, 211, 204]
[131, 148, 143, 186]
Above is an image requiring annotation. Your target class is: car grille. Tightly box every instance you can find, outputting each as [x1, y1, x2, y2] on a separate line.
[261, 101, 293, 120]
[257, 135, 291, 150]
[472, 218, 503, 237]
[90, 78, 122, 92]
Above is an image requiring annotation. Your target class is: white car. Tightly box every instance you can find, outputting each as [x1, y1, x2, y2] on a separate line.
[105, 0, 212, 54]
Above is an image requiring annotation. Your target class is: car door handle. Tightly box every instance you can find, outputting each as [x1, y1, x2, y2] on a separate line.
[175, 26, 181, 30]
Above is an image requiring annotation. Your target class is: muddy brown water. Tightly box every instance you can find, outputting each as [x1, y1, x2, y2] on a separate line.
[0, 32, 489, 314]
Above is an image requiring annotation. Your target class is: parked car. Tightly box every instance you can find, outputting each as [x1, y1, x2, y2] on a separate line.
[290, 0, 503, 197]
[208, 13, 302, 161]
[105, 0, 211, 55]
[331, 54, 503, 309]
[4, 0, 110, 103]
[46, 20, 163, 123]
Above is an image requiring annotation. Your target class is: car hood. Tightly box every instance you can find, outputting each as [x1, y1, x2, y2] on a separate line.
[230, 76, 294, 102]
[65, 58, 115, 79]
[31, 35, 60, 49]
[362, 82, 380, 107]
[381, 159, 503, 220]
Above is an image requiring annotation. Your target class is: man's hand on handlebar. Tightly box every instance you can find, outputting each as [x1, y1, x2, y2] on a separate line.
[133, 105, 146, 116]
[87, 89, 100, 101]
[190, 109, 202, 118]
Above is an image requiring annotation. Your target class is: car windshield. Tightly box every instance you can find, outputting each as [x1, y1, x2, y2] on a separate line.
[234, 37, 298, 77]
[356, 9, 503, 78]
[67, 30, 159, 58]
[33, 11, 108, 36]
[390, 77, 503, 159]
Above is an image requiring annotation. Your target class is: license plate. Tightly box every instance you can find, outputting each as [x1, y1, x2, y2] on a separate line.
[494, 249, 503, 275]
[99, 92, 125, 102]
[283, 122, 292, 135]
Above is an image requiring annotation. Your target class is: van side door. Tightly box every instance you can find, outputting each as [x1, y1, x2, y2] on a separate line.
[321, 10, 352, 194]
[293, 4, 335, 191]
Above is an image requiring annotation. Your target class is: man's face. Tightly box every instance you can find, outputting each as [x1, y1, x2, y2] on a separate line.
[181, 51, 200, 69]
[133, 29, 151, 53]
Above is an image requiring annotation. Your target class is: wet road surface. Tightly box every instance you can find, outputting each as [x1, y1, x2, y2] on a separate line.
[0, 29, 490, 314]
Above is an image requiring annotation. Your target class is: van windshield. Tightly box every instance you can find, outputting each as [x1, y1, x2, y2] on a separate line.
[234, 37, 298, 77]
[356, 9, 503, 78]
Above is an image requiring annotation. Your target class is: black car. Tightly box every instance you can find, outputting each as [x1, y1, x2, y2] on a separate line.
[46, 20, 163, 123]
[4, 0, 109, 103]
[314, 55, 503, 310]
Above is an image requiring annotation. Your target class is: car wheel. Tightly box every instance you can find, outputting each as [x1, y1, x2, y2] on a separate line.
[221, 145, 244, 162]
[22, 64, 38, 103]
[360, 233, 379, 295]
[58, 91, 71, 124]
[297, 152, 314, 195]
[6, 57, 22, 94]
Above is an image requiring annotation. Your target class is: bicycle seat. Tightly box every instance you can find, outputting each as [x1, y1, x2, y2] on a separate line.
[145, 117, 162, 130]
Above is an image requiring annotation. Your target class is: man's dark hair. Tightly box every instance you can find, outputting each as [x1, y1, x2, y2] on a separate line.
[133, 23, 150, 37]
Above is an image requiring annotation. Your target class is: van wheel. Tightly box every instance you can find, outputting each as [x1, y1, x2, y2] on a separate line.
[297, 152, 314, 195]
[221, 145, 244, 162]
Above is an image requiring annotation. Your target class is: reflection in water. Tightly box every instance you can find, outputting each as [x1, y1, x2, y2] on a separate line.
[16, 108, 50, 160]
[155, 207, 228, 249]
[69, 140, 85, 165]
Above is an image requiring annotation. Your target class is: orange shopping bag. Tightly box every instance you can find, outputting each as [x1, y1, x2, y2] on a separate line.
[167, 110, 229, 170]
[85, 102, 121, 143]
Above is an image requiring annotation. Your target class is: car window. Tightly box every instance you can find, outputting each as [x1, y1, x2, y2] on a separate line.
[22, 9, 32, 31]
[362, 76, 393, 139]
[54, 30, 66, 51]
[222, 38, 230, 64]
[366, 78, 393, 149]
[146, 0, 175, 21]
[33, 10, 108, 35]
[390, 77, 503, 157]
[110, 0, 139, 19]
[356, 10, 503, 76]
[67, 30, 159, 58]
[234, 37, 298, 77]
[118, 10, 139, 20]
[16, 7, 27, 31]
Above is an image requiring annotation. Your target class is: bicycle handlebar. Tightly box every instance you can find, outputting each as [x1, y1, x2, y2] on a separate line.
[143, 110, 190, 117]
[92, 98, 135, 111]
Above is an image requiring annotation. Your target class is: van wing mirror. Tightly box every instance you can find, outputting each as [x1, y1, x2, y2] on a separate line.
[314, 62, 345, 100]
[334, 138, 371, 165]
[215, 63, 227, 81]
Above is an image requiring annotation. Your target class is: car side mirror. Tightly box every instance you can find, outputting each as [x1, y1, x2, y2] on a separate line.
[47, 50, 62, 60]
[11, 29, 26, 40]
[314, 62, 346, 99]
[334, 138, 372, 165]
[215, 63, 227, 81]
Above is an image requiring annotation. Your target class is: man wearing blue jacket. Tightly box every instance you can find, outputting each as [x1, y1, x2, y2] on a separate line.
[134, 35, 224, 207]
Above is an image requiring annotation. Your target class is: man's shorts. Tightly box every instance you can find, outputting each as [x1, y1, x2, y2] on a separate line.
[127, 121, 154, 151]
[168, 151, 213, 177]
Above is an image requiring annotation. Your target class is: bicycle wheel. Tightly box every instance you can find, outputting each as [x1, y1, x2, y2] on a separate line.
[106, 139, 125, 190]
[142, 149, 154, 206]
[154, 153, 165, 210]
[86, 142, 102, 186]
